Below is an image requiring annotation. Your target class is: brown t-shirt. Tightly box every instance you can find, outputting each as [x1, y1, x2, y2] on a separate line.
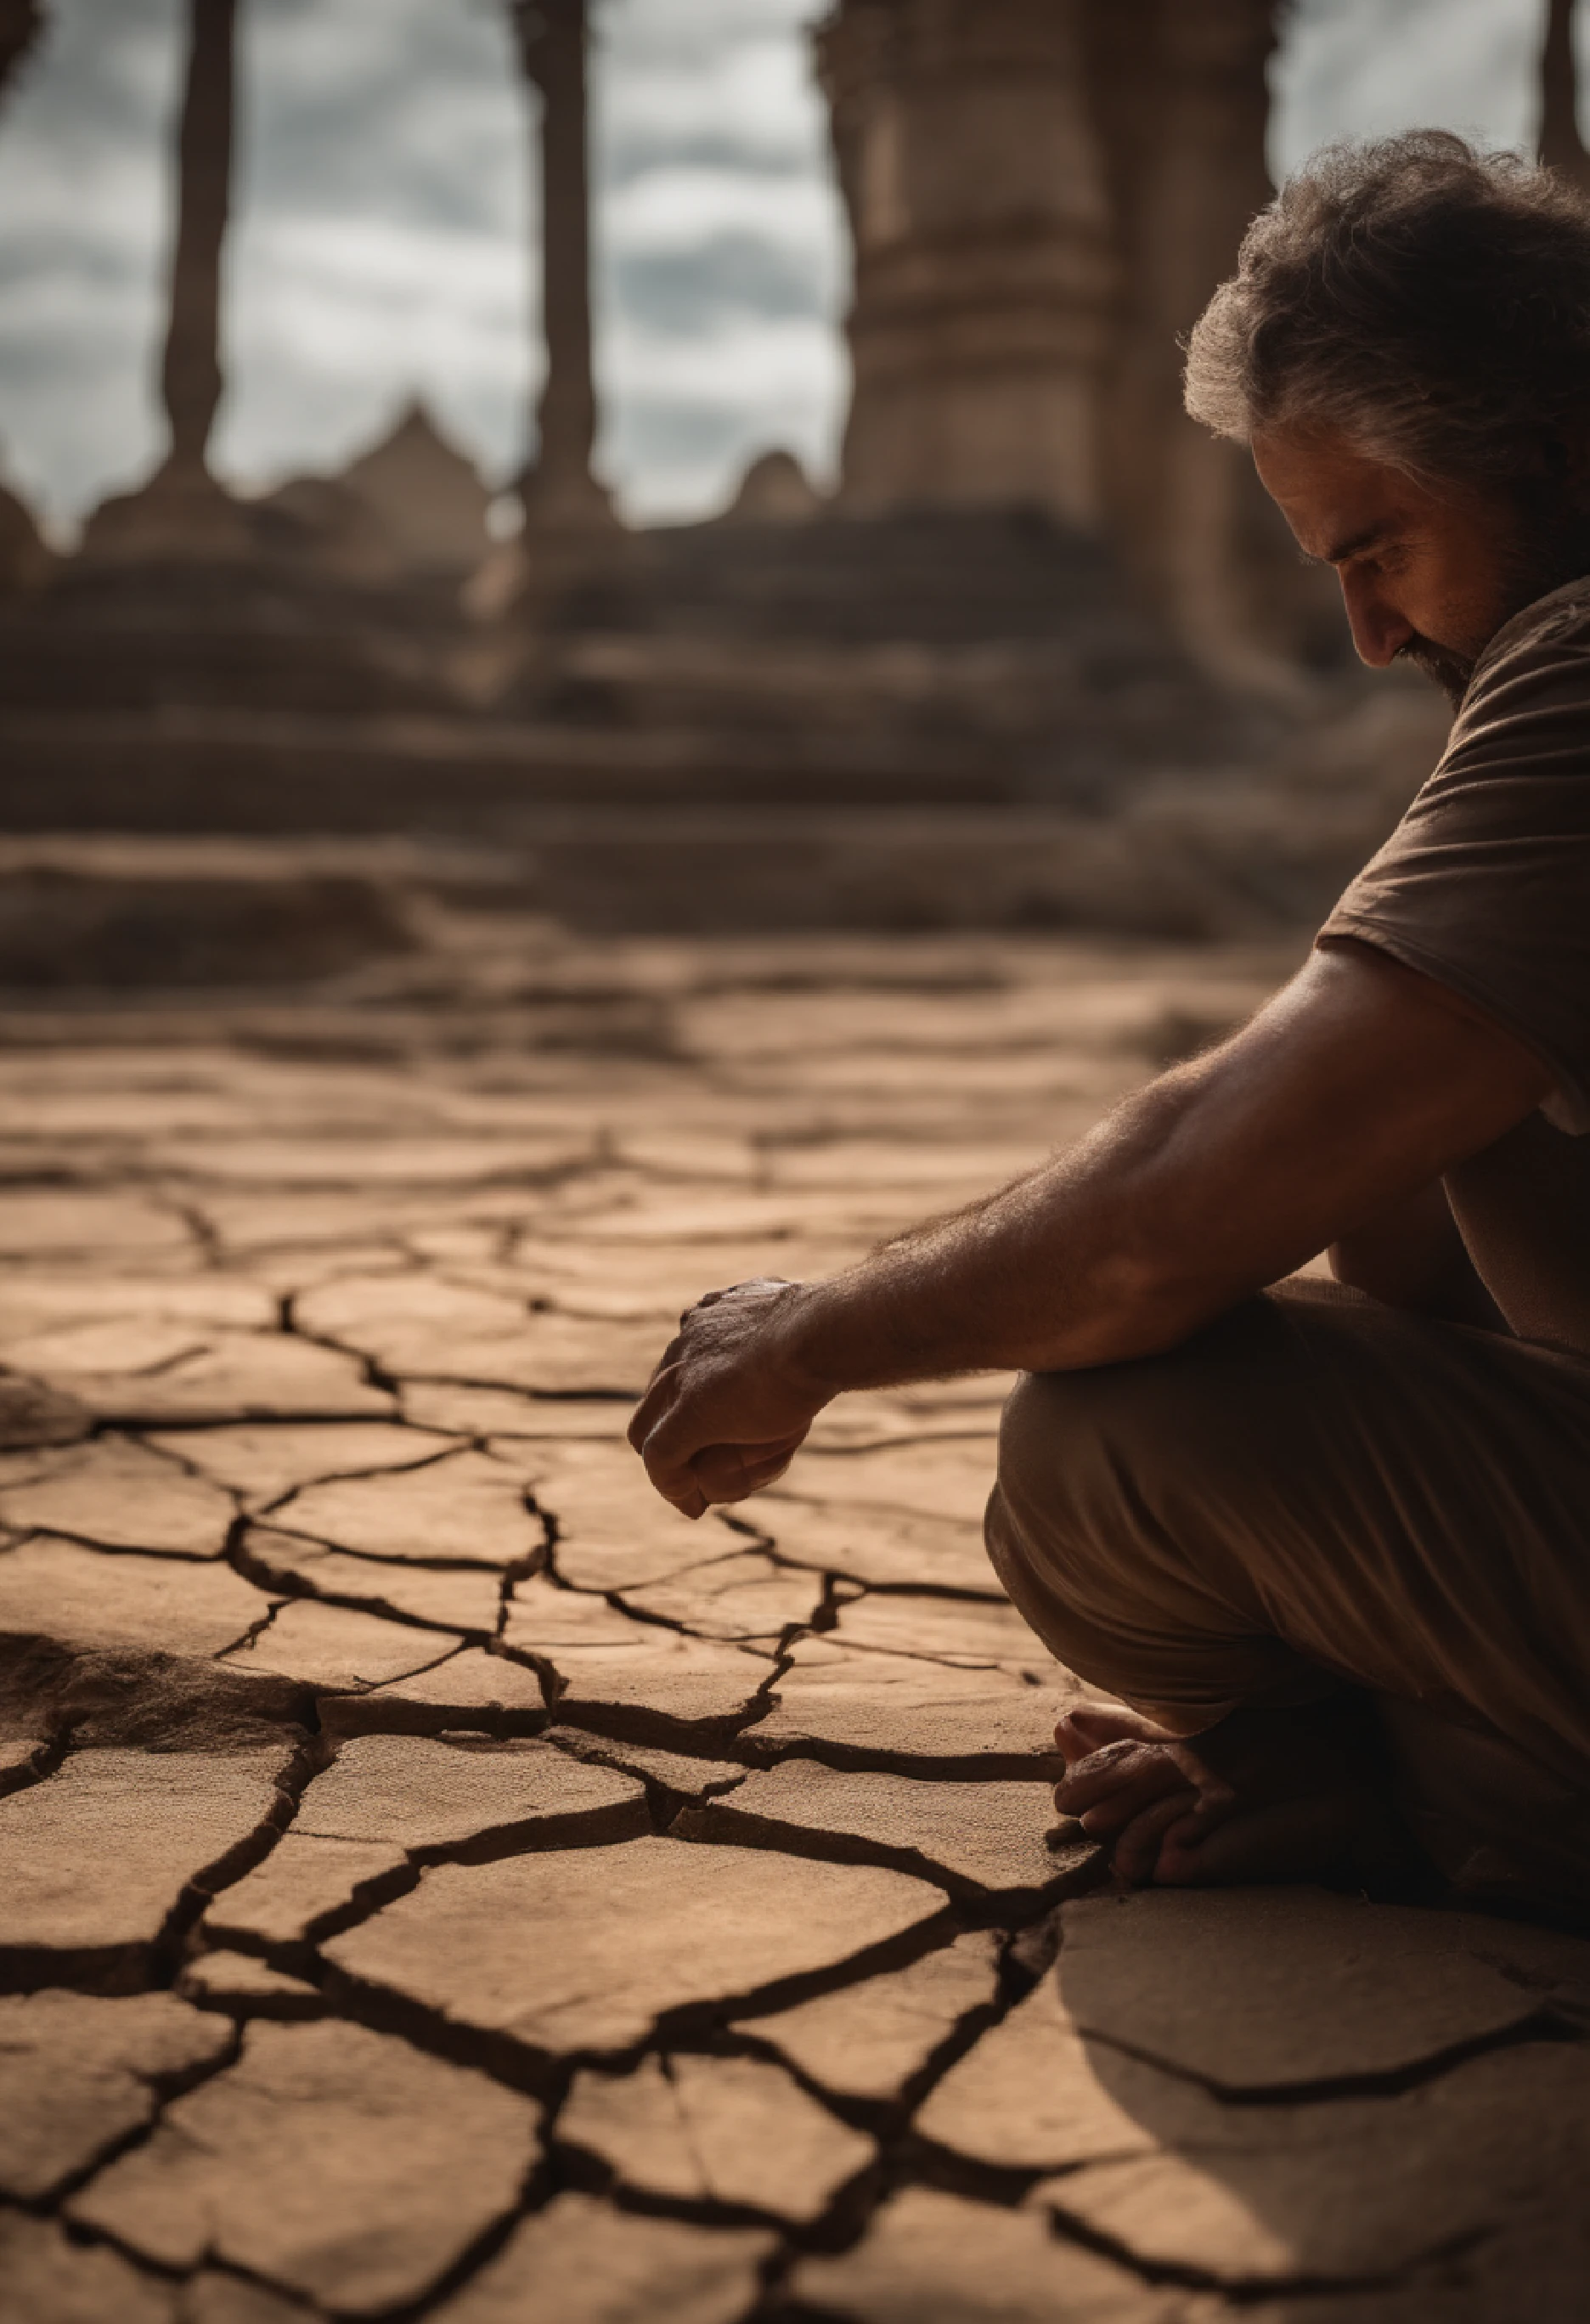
[1321, 577, 1590, 1353]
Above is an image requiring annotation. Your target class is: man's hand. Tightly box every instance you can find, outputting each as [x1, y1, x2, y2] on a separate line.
[628, 1277, 831, 1519]
[629, 946, 1553, 1515]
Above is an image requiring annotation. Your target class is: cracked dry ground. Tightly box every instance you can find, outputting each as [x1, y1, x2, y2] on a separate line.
[3, 932, 1588, 2324]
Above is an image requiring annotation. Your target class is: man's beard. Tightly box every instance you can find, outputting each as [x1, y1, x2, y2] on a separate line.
[1396, 633, 1475, 708]
[1398, 507, 1590, 710]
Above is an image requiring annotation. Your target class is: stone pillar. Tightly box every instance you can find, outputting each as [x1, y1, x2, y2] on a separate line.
[1539, 0, 1590, 195]
[161, 0, 234, 477]
[82, 0, 251, 559]
[1085, 0, 1322, 682]
[815, 0, 1114, 531]
[510, 0, 612, 530]
[0, 0, 42, 98]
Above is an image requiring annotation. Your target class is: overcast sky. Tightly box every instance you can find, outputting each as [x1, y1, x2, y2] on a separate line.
[0, 0, 1561, 536]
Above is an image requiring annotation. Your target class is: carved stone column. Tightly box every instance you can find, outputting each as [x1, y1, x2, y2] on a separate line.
[1085, 0, 1321, 681]
[815, 0, 1114, 531]
[161, 0, 234, 477]
[82, 0, 251, 559]
[511, 0, 612, 530]
[1539, 0, 1590, 194]
[0, 0, 42, 98]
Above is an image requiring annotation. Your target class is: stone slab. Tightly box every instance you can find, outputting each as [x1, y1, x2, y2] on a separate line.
[69, 2017, 540, 2316]
[916, 1973, 1164, 2172]
[296, 1271, 660, 1395]
[278, 1447, 542, 1569]
[0, 1272, 274, 1340]
[169, 1134, 595, 1186]
[3, 1317, 211, 1378]
[826, 1592, 1042, 1667]
[496, 1438, 748, 1593]
[293, 1732, 646, 1854]
[220, 1599, 461, 1691]
[406, 1384, 633, 1436]
[789, 2186, 1176, 2321]
[776, 1440, 998, 1526]
[542, 1726, 747, 1803]
[153, 1419, 461, 1506]
[182, 2271, 316, 2324]
[431, 2193, 774, 2324]
[318, 1645, 550, 1733]
[741, 1931, 1001, 2102]
[561, 2050, 872, 2220]
[0, 1192, 192, 1257]
[0, 1989, 231, 2198]
[616, 1548, 826, 1640]
[505, 1575, 775, 1733]
[178, 1950, 323, 2014]
[0, 1537, 273, 1661]
[0, 1746, 292, 1977]
[0, 1435, 236, 1558]
[755, 1637, 1076, 1773]
[0, 2211, 177, 2324]
[68, 1331, 394, 1425]
[1058, 1888, 1548, 2093]
[324, 1836, 945, 2056]
[205, 1835, 409, 1949]
[1037, 2041, 1590, 2290]
[753, 1495, 1003, 1596]
[242, 1526, 504, 1633]
[679, 1758, 1085, 1898]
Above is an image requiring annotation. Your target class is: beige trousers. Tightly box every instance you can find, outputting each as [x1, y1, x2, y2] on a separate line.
[984, 1280, 1590, 1897]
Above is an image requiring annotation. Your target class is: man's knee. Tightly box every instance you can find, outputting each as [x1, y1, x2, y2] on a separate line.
[995, 1360, 1169, 1515]
[985, 1356, 1206, 1671]
[984, 1313, 1332, 1718]
[994, 1297, 1311, 1527]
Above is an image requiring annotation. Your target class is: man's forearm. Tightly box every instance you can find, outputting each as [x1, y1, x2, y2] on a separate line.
[630, 946, 1552, 1518]
[775, 1075, 1221, 1398]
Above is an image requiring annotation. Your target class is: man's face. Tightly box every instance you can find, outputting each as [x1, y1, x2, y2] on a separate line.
[1253, 424, 1568, 706]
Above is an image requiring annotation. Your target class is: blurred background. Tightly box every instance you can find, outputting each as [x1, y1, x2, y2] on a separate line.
[0, 0, 1580, 982]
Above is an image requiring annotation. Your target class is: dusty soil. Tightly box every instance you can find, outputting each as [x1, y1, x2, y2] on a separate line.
[1, 917, 1586, 2323]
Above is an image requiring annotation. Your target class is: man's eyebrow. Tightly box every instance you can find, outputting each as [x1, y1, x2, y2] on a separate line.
[1311, 519, 1395, 567]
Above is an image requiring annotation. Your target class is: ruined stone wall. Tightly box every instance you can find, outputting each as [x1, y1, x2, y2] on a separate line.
[815, 0, 1114, 531]
[817, 0, 1335, 674]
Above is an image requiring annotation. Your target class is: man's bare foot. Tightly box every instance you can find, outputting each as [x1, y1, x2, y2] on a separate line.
[1054, 1696, 1416, 1888]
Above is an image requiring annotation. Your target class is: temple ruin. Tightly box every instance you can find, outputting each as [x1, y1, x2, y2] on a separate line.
[0, 0, 1568, 928]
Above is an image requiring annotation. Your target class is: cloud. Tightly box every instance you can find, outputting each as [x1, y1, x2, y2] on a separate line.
[0, 0, 180, 519]
[0, 0, 1570, 534]
[1271, 0, 1544, 173]
[0, 0, 844, 530]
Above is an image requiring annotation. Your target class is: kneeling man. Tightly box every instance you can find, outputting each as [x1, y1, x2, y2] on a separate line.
[630, 134, 1590, 1909]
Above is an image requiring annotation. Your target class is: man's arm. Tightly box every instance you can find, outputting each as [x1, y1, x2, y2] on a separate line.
[630, 944, 1551, 1516]
[1328, 1179, 1505, 1329]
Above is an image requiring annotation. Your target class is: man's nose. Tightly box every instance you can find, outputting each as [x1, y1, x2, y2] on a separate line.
[1339, 569, 1416, 668]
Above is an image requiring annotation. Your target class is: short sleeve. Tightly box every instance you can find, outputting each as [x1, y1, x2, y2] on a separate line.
[1319, 579, 1590, 1134]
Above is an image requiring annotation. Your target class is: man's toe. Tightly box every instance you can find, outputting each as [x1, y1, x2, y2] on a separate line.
[1112, 1789, 1202, 1883]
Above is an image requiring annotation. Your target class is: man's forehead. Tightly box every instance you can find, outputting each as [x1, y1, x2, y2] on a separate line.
[1251, 426, 1414, 560]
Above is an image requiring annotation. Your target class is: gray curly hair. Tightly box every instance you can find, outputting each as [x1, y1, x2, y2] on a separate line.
[1184, 131, 1590, 493]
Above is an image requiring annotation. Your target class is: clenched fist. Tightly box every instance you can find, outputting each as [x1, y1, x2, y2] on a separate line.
[627, 1276, 831, 1519]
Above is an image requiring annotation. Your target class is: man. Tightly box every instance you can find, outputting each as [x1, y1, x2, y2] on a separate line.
[629, 133, 1590, 1908]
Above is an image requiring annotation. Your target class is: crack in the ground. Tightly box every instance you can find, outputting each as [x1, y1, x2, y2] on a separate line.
[1036, 2196, 1491, 2305]
[0, 1724, 68, 1802]
[1075, 2005, 1585, 2108]
[277, 1292, 403, 1402]
[10, 2017, 248, 2218]
[232, 1528, 517, 1641]
[309, 1862, 967, 2107]
[667, 1791, 1101, 1914]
